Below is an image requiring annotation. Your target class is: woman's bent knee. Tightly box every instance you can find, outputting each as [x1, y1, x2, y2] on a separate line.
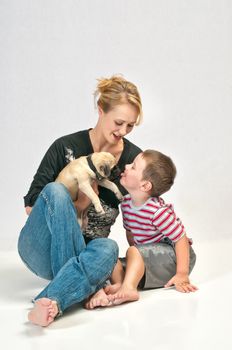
[42, 182, 69, 199]
[88, 238, 119, 263]
[40, 183, 74, 211]
[101, 238, 118, 257]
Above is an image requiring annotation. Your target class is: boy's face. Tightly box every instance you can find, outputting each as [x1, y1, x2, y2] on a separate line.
[120, 153, 146, 191]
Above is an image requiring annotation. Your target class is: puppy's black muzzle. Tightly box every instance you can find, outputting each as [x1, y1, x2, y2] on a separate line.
[109, 165, 122, 181]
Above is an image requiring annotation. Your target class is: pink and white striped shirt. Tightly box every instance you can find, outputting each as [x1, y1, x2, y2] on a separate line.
[121, 194, 186, 245]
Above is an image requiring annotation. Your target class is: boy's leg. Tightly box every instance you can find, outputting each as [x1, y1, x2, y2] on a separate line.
[123, 246, 145, 288]
[136, 242, 196, 289]
[108, 246, 145, 305]
[85, 259, 125, 309]
[104, 259, 125, 294]
[111, 259, 125, 284]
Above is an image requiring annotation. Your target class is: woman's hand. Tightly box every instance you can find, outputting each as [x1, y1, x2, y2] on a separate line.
[73, 181, 99, 213]
[25, 206, 32, 215]
[164, 273, 198, 293]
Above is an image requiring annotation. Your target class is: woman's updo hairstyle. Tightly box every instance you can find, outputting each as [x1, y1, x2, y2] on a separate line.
[94, 75, 143, 125]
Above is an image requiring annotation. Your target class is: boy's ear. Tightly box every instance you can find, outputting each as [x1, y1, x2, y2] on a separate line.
[141, 180, 152, 193]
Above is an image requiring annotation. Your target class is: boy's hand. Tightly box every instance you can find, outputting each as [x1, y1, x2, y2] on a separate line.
[164, 273, 198, 293]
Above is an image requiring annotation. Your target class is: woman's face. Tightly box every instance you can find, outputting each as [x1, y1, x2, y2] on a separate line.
[99, 103, 138, 144]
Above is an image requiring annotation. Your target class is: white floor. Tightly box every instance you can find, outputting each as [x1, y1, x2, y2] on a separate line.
[1, 239, 232, 350]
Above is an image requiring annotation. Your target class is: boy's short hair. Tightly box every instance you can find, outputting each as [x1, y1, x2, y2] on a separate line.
[141, 150, 176, 197]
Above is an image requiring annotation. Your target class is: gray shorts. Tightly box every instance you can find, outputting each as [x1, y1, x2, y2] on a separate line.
[120, 238, 196, 290]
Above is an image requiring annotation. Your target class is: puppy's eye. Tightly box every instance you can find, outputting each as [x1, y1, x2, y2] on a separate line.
[100, 165, 111, 177]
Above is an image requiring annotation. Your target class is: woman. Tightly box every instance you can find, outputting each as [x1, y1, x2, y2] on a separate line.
[18, 75, 143, 326]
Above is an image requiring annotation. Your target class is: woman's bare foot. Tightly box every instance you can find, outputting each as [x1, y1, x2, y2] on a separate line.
[28, 298, 58, 327]
[104, 283, 122, 295]
[85, 288, 111, 309]
[108, 286, 139, 306]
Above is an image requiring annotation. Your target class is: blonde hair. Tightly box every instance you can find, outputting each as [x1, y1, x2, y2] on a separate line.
[94, 75, 143, 125]
[142, 150, 177, 197]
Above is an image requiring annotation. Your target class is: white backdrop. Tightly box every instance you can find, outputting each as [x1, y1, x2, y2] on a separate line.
[1, 0, 231, 251]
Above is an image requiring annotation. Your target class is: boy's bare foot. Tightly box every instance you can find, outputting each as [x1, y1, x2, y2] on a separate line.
[104, 283, 122, 295]
[28, 298, 58, 327]
[85, 288, 111, 309]
[108, 286, 139, 306]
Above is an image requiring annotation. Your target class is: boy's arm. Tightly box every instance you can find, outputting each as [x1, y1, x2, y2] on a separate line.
[164, 235, 198, 292]
[175, 234, 190, 275]
[126, 230, 135, 246]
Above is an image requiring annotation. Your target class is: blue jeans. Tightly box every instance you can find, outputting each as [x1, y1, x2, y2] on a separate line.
[18, 183, 118, 313]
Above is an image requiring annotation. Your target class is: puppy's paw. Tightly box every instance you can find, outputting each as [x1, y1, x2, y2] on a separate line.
[115, 191, 123, 201]
[94, 204, 105, 215]
[96, 209, 105, 216]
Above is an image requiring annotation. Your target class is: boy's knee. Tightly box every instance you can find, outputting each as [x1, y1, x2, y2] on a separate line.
[126, 245, 138, 256]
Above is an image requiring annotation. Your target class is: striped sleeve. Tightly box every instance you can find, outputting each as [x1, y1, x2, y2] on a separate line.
[152, 206, 186, 242]
[123, 219, 129, 230]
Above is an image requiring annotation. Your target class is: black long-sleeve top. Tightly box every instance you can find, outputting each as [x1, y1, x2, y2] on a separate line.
[24, 129, 142, 239]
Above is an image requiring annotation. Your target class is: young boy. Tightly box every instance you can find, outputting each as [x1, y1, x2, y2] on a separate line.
[85, 150, 197, 309]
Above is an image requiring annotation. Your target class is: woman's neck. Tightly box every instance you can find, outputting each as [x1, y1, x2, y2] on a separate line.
[89, 127, 123, 161]
[89, 127, 108, 152]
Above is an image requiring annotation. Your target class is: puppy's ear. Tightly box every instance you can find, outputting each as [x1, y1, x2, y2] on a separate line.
[100, 165, 111, 178]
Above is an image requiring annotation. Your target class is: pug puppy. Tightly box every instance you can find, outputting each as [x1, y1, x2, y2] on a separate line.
[56, 152, 123, 216]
